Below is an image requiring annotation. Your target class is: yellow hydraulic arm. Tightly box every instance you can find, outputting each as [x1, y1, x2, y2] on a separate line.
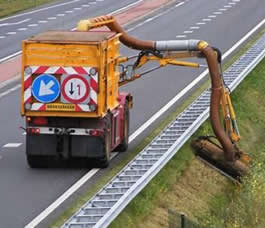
[118, 50, 241, 146]
[77, 15, 249, 167]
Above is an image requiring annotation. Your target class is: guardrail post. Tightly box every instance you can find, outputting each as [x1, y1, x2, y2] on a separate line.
[180, 213, 185, 228]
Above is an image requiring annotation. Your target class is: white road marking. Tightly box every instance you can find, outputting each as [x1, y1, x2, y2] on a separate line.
[0, 84, 21, 99]
[219, 8, 227, 11]
[56, 14, 65, 17]
[3, 143, 22, 148]
[127, 2, 184, 32]
[183, 30, 193, 34]
[208, 15, 216, 18]
[82, 4, 90, 7]
[0, 50, 21, 64]
[232, 0, 240, 2]
[213, 12, 222, 15]
[48, 17, 56, 20]
[190, 26, 200, 29]
[74, 7, 82, 10]
[0, 75, 20, 90]
[106, 0, 144, 15]
[196, 22, 206, 25]
[38, 20, 48, 23]
[145, 18, 154, 22]
[6, 32, 16, 35]
[0, 0, 144, 65]
[17, 28, 27, 31]
[176, 35, 187, 38]
[229, 2, 236, 5]
[96, 0, 104, 1]
[175, 2, 184, 7]
[0, 18, 31, 27]
[65, 10, 73, 13]
[89, 2, 97, 4]
[202, 18, 211, 21]
[129, 17, 265, 144]
[28, 24, 38, 27]
[0, 0, 81, 22]
[0, 36, 5, 39]
[224, 5, 232, 8]
[24, 13, 265, 228]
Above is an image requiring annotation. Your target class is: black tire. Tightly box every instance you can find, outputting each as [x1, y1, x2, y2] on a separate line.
[27, 155, 52, 168]
[98, 114, 112, 168]
[116, 101, 129, 152]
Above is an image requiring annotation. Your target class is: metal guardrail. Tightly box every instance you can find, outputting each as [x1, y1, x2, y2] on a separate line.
[62, 34, 265, 228]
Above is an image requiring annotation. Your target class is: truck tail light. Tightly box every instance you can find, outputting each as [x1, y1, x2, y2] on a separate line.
[33, 117, 48, 126]
[90, 130, 103, 137]
[27, 128, 40, 134]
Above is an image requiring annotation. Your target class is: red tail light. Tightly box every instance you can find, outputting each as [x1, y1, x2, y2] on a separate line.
[32, 117, 48, 126]
[90, 130, 103, 137]
[27, 128, 40, 134]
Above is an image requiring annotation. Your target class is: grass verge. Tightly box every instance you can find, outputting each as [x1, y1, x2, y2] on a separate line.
[197, 58, 265, 228]
[0, 0, 58, 18]
[51, 23, 265, 228]
[109, 37, 265, 227]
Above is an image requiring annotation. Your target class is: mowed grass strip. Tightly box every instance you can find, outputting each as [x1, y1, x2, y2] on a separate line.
[0, 0, 58, 18]
[109, 58, 265, 227]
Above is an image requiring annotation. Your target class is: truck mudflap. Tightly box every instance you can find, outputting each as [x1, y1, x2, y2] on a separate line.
[26, 127, 107, 160]
[71, 135, 105, 158]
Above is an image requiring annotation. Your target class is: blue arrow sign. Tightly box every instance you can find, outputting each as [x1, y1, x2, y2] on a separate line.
[32, 74, 60, 103]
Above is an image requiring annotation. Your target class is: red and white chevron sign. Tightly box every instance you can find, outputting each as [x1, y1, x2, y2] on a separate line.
[23, 66, 98, 112]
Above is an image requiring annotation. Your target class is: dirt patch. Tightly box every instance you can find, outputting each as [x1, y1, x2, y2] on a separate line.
[137, 158, 229, 228]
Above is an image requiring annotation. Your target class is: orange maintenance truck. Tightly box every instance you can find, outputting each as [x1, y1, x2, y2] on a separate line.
[21, 16, 249, 177]
[21, 28, 132, 167]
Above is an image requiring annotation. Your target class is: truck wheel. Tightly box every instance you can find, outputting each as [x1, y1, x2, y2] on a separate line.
[27, 155, 51, 168]
[99, 129, 111, 168]
[116, 101, 129, 152]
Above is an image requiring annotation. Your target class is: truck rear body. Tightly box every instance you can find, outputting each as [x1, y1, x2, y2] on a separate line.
[21, 31, 131, 167]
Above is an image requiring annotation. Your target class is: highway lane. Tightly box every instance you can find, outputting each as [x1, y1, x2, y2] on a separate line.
[0, 0, 141, 60]
[0, 0, 264, 227]
[122, 0, 265, 133]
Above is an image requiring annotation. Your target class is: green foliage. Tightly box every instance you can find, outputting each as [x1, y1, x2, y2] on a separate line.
[198, 59, 265, 228]
[199, 149, 265, 228]
[110, 57, 265, 227]
[110, 141, 194, 228]
[0, 0, 57, 18]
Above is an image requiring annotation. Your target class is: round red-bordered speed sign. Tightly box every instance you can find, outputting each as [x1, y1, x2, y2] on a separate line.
[61, 74, 90, 104]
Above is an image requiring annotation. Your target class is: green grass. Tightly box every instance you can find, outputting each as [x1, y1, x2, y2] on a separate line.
[198, 58, 265, 228]
[0, 0, 58, 18]
[109, 35, 265, 227]
[50, 23, 265, 228]
[110, 60, 265, 228]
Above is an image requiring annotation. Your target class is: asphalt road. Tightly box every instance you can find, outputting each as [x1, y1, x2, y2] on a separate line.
[0, 0, 264, 227]
[0, 0, 140, 60]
